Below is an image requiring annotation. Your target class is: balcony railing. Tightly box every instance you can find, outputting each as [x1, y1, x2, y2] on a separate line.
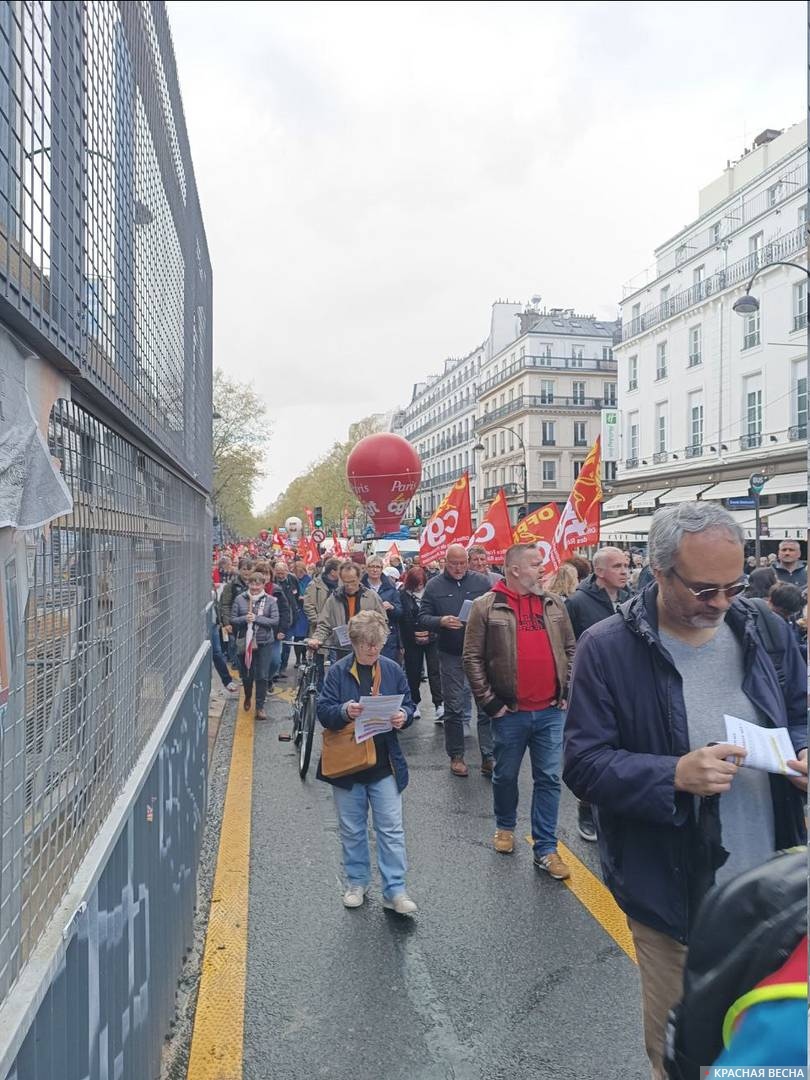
[652, 451, 668, 463]
[794, 312, 807, 332]
[421, 468, 476, 489]
[622, 224, 807, 342]
[688, 354, 702, 367]
[475, 394, 604, 431]
[625, 458, 639, 469]
[789, 424, 807, 441]
[484, 483, 520, 500]
[477, 353, 616, 395]
[685, 444, 704, 459]
[405, 396, 476, 440]
[740, 432, 763, 450]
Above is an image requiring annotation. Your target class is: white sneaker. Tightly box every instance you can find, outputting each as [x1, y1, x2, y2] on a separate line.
[342, 885, 368, 908]
[435, 704, 444, 723]
[413, 707, 421, 720]
[225, 681, 240, 693]
[383, 893, 417, 915]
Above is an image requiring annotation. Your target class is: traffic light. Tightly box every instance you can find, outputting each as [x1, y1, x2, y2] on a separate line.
[314, 506, 323, 529]
[517, 505, 528, 520]
[414, 504, 423, 527]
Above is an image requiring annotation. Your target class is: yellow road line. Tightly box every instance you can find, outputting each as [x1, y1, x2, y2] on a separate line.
[526, 835, 637, 963]
[188, 698, 254, 1078]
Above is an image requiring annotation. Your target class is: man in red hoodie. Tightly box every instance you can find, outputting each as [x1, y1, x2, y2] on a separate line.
[463, 543, 576, 878]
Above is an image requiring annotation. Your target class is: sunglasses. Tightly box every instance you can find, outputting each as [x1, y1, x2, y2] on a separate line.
[670, 566, 748, 602]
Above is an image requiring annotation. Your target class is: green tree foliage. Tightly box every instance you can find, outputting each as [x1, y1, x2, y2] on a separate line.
[212, 370, 270, 536]
[262, 414, 384, 530]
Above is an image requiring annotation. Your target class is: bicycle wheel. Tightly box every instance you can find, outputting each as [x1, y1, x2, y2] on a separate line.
[298, 692, 317, 779]
[291, 670, 306, 747]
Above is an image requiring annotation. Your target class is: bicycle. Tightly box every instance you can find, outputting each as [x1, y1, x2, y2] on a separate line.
[290, 649, 320, 779]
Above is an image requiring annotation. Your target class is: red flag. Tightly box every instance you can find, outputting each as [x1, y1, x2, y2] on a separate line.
[419, 473, 473, 564]
[296, 535, 309, 560]
[342, 506, 350, 538]
[384, 541, 402, 565]
[271, 527, 283, 549]
[553, 437, 602, 560]
[467, 489, 513, 564]
[305, 507, 315, 533]
[512, 502, 562, 571]
[332, 531, 345, 556]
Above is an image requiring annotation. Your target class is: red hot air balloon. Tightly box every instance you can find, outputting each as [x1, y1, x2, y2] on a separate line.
[347, 434, 421, 534]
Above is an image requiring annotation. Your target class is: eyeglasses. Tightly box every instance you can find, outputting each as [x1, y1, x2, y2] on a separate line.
[669, 566, 748, 602]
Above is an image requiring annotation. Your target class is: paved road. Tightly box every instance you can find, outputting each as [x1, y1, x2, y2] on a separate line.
[238, 679, 649, 1080]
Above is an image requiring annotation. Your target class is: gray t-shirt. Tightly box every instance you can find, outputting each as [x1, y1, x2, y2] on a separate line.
[660, 621, 775, 884]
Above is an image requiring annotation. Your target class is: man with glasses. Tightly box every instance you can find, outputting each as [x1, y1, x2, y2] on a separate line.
[563, 502, 807, 1080]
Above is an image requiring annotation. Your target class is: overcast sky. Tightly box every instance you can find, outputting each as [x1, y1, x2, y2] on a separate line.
[168, 0, 805, 510]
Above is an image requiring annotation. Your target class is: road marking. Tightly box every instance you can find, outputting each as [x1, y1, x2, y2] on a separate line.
[187, 697, 254, 1078]
[526, 836, 637, 963]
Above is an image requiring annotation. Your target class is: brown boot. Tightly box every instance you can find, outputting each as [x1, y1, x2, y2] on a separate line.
[243, 691, 252, 712]
[480, 757, 494, 777]
[450, 757, 469, 777]
[494, 829, 514, 854]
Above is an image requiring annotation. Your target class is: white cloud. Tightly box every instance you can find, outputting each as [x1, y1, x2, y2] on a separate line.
[167, 0, 805, 508]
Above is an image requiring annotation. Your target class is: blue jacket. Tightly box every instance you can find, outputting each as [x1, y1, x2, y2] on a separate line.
[563, 587, 807, 943]
[316, 654, 414, 791]
[362, 574, 403, 658]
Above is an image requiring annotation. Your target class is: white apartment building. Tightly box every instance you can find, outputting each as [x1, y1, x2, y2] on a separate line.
[609, 121, 807, 538]
[394, 302, 522, 523]
[476, 306, 619, 523]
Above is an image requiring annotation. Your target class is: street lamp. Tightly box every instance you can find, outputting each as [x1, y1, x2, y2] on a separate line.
[732, 260, 810, 315]
[473, 423, 529, 516]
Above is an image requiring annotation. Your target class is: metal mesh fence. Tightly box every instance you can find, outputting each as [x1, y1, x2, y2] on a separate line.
[0, 0, 212, 486]
[0, 399, 208, 1003]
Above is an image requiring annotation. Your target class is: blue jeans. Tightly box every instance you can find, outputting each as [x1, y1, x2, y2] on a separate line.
[210, 624, 232, 688]
[268, 638, 283, 681]
[492, 708, 564, 857]
[332, 775, 407, 900]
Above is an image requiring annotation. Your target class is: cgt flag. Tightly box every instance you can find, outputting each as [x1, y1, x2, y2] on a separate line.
[342, 506, 350, 538]
[305, 507, 315, 533]
[512, 502, 562, 571]
[467, 488, 513, 563]
[419, 473, 473, 564]
[554, 436, 602, 559]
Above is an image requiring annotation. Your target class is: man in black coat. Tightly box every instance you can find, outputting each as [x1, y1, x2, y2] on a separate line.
[419, 544, 491, 777]
[565, 546, 631, 841]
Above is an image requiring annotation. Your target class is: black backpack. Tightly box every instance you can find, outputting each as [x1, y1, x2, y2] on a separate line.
[664, 849, 806, 1079]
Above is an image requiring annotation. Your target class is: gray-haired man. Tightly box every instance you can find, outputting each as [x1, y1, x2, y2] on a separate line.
[563, 502, 807, 1080]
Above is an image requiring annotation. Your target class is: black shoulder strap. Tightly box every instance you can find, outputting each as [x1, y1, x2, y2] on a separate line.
[746, 597, 786, 691]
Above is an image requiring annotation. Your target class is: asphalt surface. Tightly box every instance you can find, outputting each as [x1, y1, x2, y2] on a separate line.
[242, 677, 649, 1080]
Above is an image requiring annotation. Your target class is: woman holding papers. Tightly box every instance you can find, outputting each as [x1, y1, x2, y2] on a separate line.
[316, 610, 417, 914]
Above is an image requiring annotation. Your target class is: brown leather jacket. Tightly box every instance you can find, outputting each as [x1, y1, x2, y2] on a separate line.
[462, 589, 576, 716]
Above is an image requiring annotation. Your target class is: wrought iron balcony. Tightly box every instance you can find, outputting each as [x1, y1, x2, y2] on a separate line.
[405, 396, 476, 440]
[622, 223, 807, 342]
[789, 424, 807, 441]
[477, 354, 616, 395]
[475, 394, 604, 431]
[484, 483, 520, 499]
[652, 451, 668, 463]
[740, 432, 763, 450]
[793, 312, 807, 332]
[685, 444, 704, 459]
[624, 458, 639, 469]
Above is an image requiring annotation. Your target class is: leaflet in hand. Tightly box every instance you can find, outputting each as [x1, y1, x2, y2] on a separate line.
[458, 599, 473, 622]
[723, 714, 802, 777]
[354, 695, 404, 743]
[334, 623, 351, 648]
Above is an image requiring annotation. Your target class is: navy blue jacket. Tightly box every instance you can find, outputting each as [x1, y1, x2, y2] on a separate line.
[563, 586, 807, 943]
[362, 574, 403, 658]
[316, 654, 415, 791]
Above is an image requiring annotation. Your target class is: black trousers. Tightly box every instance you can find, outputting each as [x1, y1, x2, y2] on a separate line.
[403, 640, 442, 707]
